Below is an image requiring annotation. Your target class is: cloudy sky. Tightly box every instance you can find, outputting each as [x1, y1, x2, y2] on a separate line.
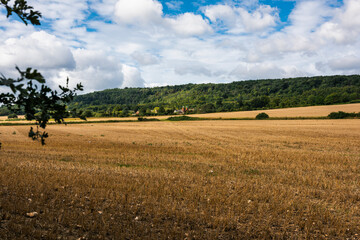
[1, 0, 359, 93]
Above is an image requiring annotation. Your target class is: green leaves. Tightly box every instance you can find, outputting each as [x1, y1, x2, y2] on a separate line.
[28, 127, 48, 146]
[1, 0, 42, 25]
[1, 67, 84, 145]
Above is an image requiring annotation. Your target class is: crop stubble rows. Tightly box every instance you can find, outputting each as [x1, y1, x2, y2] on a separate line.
[0, 120, 359, 239]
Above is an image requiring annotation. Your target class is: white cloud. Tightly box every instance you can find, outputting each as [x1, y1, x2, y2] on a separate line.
[0, 31, 75, 70]
[339, 0, 360, 28]
[236, 5, 278, 33]
[131, 51, 160, 66]
[317, 0, 360, 44]
[328, 55, 360, 71]
[166, 13, 212, 36]
[204, 4, 278, 34]
[258, 32, 318, 55]
[89, 0, 118, 18]
[204, 4, 235, 25]
[230, 62, 286, 79]
[48, 49, 124, 93]
[174, 62, 212, 77]
[114, 0, 163, 25]
[71, 49, 125, 92]
[113, 0, 211, 36]
[121, 65, 145, 88]
[256, 1, 333, 55]
[27, 0, 88, 33]
[287, 0, 332, 34]
[0, 14, 35, 39]
[166, 1, 183, 11]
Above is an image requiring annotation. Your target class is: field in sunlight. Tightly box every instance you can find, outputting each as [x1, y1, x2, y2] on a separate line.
[0, 120, 359, 239]
[191, 103, 360, 118]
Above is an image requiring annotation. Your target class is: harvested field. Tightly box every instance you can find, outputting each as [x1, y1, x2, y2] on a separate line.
[0, 120, 360, 239]
[192, 103, 360, 119]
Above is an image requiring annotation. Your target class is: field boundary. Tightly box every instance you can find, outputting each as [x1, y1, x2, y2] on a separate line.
[0, 116, 344, 126]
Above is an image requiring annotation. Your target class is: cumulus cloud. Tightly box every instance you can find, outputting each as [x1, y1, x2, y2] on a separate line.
[287, 1, 333, 34]
[114, 0, 163, 25]
[0, 31, 75, 70]
[204, 5, 236, 27]
[27, 0, 88, 35]
[236, 5, 278, 33]
[49, 49, 124, 93]
[165, 13, 212, 36]
[121, 65, 145, 88]
[113, 0, 211, 36]
[317, 0, 360, 44]
[204, 3, 278, 34]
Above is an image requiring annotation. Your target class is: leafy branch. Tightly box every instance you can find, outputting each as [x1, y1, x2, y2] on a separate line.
[0, 67, 84, 145]
[1, 0, 42, 25]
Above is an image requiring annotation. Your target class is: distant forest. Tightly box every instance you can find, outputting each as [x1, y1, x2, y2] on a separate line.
[1, 75, 360, 117]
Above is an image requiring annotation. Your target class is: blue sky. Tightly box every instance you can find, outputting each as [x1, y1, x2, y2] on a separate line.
[1, 0, 359, 93]
[160, 0, 295, 21]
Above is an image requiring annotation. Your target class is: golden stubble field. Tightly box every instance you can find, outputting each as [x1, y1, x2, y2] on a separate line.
[0, 120, 359, 239]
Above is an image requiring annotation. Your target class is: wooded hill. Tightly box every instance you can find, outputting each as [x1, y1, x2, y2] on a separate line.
[66, 75, 360, 117]
[65, 75, 359, 117]
[1, 75, 359, 117]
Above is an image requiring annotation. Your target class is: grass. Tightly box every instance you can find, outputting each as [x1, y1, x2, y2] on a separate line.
[0, 119, 359, 239]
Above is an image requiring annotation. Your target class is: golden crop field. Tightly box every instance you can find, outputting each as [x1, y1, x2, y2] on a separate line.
[0, 120, 360, 239]
[192, 103, 360, 119]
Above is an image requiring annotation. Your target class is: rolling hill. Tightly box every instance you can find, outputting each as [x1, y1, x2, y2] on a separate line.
[68, 75, 360, 117]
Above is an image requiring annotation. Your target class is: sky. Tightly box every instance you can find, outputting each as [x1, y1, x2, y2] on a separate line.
[0, 0, 359, 93]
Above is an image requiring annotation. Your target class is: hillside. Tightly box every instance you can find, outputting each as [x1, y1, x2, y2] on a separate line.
[67, 75, 360, 117]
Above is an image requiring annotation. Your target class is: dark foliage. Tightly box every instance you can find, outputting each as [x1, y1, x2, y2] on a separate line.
[137, 117, 160, 122]
[7, 113, 18, 119]
[255, 113, 270, 119]
[328, 111, 360, 119]
[0, 0, 42, 25]
[0, 67, 84, 144]
[167, 116, 200, 121]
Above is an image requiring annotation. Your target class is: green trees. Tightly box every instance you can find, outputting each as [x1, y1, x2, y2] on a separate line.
[158, 106, 166, 115]
[324, 92, 342, 105]
[255, 113, 269, 120]
[7, 113, 18, 119]
[200, 103, 216, 113]
[69, 75, 360, 116]
[328, 111, 360, 119]
[248, 96, 270, 109]
[0, 1, 83, 146]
